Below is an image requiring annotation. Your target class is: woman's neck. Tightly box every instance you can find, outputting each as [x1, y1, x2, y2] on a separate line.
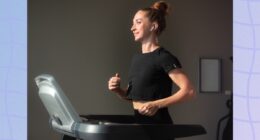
[141, 36, 160, 53]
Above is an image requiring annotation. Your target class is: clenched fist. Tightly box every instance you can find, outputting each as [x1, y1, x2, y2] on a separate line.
[108, 73, 121, 93]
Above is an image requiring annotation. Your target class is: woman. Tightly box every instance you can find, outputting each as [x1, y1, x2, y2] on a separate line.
[108, 1, 195, 125]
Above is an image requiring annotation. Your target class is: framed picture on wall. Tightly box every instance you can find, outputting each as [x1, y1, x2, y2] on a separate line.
[199, 58, 222, 93]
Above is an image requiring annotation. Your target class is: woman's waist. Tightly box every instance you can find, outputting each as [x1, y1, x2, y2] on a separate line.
[132, 100, 170, 111]
[132, 100, 149, 110]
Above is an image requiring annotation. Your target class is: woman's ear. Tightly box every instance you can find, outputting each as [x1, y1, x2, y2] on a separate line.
[150, 23, 158, 31]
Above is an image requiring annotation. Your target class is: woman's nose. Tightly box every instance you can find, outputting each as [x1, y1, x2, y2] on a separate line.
[131, 25, 135, 31]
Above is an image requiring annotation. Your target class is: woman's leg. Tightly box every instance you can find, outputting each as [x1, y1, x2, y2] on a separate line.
[134, 108, 175, 140]
[134, 108, 173, 124]
[62, 135, 77, 140]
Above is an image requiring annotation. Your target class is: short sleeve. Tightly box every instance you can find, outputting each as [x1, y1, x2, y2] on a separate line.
[159, 52, 182, 73]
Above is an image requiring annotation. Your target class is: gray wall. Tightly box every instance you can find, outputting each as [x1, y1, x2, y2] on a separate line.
[29, 0, 232, 139]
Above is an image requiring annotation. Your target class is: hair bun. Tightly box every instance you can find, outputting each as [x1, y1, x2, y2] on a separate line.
[151, 1, 169, 15]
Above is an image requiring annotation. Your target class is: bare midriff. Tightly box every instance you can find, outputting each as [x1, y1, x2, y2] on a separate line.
[132, 100, 149, 110]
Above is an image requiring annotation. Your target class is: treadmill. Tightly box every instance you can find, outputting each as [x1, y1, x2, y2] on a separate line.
[35, 74, 206, 140]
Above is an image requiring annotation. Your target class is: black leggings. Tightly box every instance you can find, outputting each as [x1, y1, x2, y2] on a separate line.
[134, 108, 174, 140]
[134, 107, 173, 124]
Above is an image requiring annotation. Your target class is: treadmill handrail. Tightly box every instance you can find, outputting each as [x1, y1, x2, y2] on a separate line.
[35, 74, 82, 134]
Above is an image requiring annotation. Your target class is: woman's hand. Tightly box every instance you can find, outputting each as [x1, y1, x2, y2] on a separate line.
[108, 73, 122, 93]
[108, 73, 129, 100]
[138, 101, 160, 116]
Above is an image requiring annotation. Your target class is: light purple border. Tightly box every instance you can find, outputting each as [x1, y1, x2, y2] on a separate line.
[234, 0, 260, 139]
[0, 0, 27, 139]
[0, 0, 259, 139]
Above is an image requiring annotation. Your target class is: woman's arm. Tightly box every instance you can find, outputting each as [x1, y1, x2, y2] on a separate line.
[114, 88, 129, 100]
[139, 69, 196, 116]
[154, 68, 196, 108]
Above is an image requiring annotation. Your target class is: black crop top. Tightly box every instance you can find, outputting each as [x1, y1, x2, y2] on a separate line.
[126, 47, 182, 101]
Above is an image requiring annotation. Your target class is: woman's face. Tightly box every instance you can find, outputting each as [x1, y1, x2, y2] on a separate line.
[131, 10, 153, 42]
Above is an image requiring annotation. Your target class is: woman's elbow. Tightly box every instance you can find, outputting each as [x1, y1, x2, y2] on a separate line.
[188, 88, 196, 98]
[185, 86, 196, 99]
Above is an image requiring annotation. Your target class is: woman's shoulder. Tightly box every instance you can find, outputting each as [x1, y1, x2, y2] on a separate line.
[157, 47, 178, 59]
[156, 47, 182, 71]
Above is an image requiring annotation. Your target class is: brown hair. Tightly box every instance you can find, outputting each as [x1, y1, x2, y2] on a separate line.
[140, 1, 170, 35]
